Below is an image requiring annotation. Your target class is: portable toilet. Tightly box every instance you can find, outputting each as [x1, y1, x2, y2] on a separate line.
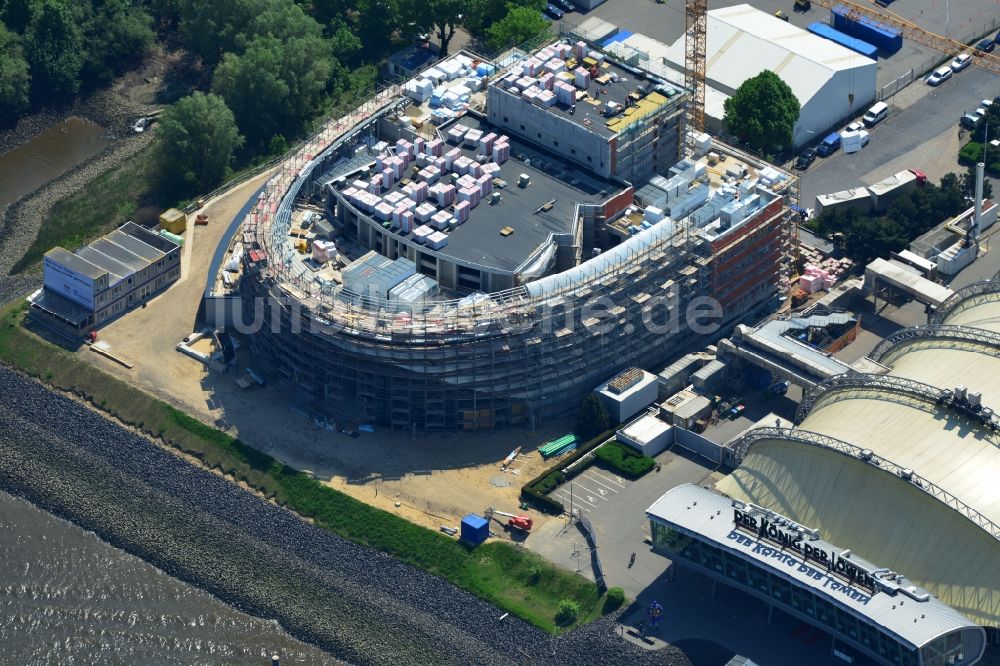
[159, 208, 187, 234]
[461, 513, 489, 546]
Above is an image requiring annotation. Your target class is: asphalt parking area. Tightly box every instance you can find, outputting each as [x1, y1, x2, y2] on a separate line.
[549, 467, 626, 514]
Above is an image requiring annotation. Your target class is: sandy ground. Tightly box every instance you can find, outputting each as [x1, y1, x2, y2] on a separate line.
[81, 174, 566, 535]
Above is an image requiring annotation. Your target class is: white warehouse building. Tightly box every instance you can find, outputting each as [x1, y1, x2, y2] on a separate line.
[655, 4, 878, 148]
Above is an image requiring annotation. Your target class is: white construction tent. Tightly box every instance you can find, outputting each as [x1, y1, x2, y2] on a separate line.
[650, 4, 879, 148]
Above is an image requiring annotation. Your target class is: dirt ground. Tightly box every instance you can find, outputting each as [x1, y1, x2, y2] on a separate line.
[82, 173, 566, 535]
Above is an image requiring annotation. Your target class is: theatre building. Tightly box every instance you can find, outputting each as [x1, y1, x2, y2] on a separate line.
[648, 484, 986, 666]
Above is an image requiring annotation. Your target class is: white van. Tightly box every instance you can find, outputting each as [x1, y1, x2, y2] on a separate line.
[862, 102, 889, 128]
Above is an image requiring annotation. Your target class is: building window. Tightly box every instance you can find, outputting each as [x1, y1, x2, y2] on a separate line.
[587, 156, 592, 162]
[520, 124, 525, 131]
[503, 116, 509, 122]
[571, 148, 576, 154]
[553, 140, 559, 147]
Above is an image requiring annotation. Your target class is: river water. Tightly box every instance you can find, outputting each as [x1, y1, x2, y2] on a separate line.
[0, 118, 113, 210]
[0, 489, 344, 665]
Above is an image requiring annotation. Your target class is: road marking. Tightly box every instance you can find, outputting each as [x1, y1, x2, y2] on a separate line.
[568, 481, 607, 501]
[582, 472, 621, 492]
[587, 469, 627, 488]
[553, 489, 597, 509]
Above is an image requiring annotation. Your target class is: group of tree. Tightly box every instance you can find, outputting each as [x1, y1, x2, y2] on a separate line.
[1, 0, 155, 118]
[2, 0, 553, 195]
[809, 173, 980, 266]
[723, 70, 800, 155]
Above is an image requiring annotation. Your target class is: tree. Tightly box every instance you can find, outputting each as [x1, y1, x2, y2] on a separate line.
[155, 92, 243, 192]
[211, 35, 337, 150]
[328, 18, 363, 68]
[723, 70, 800, 153]
[403, 0, 480, 57]
[25, 0, 84, 101]
[77, 0, 155, 85]
[176, 0, 322, 65]
[575, 393, 610, 441]
[962, 164, 994, 202]
[1, 0, 37, 33]
[486, 4, 549, 52]
[842, 214, 906, 267]
[0, 24, 31, 122]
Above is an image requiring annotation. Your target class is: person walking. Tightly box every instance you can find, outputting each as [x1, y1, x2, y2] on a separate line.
[629, 551, 636, 568]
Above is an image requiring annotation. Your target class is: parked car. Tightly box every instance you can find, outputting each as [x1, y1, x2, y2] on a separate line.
[926, 66, 953, 86]
[982, 99, 995, 110]
[845, 120, 864, 133]
[544, 3, 564, 19]
[816, 132, 841, 157]
[960, 113, 979, 130]
[951, 53, 973, 72]
[795, 148, 817, 170]
[977, 38, 996, 53]
[774, 10, 789, 21]
[862, 101, 889, 127]
[995, 30, 1000, 44]
[550, 0, 575, 12]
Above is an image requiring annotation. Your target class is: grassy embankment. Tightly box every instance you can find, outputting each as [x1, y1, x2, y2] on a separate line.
[11, 147, 161, 275]
[0, 301, 603, 632]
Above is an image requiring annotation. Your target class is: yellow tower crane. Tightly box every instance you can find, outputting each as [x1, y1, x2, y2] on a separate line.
[683, 0, 709, 157]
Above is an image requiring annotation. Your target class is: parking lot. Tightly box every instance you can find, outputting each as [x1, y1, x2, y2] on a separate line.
[548, 467, 627, 515]
[526, 445, 723, 599]
[798, 63, 1000, 207]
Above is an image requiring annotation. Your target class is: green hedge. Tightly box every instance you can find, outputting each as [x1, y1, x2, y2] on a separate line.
[594, 441, 656, 480]
[958, 141, 1000, 175]
[520, 429, 617, 513]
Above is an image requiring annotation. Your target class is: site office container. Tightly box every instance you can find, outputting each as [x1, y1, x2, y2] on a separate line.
[832, 5, 903, 53]
[808, 22, 879, 60]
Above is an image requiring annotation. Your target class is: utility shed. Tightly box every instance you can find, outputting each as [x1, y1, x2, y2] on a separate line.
[159, 208, 186, 234]
[617, 413, 673, 457]
[595, 368, 659, 423]
[460, 514, 489, 546]
[660, 388, 713, 429]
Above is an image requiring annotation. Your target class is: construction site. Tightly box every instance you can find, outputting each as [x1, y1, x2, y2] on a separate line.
[206, 28, 796, 433]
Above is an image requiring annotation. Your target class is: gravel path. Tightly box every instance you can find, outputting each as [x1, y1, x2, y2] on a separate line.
[0, 365, 700, 665]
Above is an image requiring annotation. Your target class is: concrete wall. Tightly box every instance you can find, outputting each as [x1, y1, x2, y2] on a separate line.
[674, 427, 723, 464]
[487, 87, 612, 177]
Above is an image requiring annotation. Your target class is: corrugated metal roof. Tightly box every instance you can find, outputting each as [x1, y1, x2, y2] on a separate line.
[75, 246, 130, 283]
[648, 484, 979, 647]
[662, 3, 875, 106]
[106, 229, 165, 263]
[90, 238, 151, 273]
[44, 247, 106, 280]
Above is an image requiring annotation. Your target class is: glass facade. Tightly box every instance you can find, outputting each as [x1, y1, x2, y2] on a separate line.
[651, 521, 922, 666]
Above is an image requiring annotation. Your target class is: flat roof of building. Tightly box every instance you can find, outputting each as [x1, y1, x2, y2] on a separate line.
[336, 117, 617, 274]
[619, 413, 672, 444]
[648, 484, 980, 650]
[495, 50, 682, 139]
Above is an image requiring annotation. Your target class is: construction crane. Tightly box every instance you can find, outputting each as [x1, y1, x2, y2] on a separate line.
[683, 0, 709, 157]
[805, 0, 1000, 74]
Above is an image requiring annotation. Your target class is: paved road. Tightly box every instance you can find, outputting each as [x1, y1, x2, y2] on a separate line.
[798, 65, 1000, 206]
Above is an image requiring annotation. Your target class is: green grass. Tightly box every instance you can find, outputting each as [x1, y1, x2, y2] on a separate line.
[12, 147, 163, 275]
[0, 301, 600, 632]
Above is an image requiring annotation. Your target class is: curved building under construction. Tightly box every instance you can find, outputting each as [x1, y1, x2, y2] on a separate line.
[227, 42, 794, 431]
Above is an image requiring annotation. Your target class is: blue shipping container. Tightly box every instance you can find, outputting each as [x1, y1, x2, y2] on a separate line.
[461, 514, 489, 546]
[832, 5, 902, 53]
[808, 23, 879, 60]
